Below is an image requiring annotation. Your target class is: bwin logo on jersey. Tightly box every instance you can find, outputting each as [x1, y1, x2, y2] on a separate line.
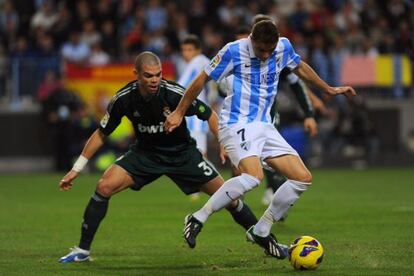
[137, 122, 164, 133]
[240, 141, 251, 151]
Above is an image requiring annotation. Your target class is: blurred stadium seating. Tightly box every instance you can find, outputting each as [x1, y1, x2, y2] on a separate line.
[0, 0, 413, 171]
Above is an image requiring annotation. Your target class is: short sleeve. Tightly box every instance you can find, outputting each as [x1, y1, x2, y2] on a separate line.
[204, 43, 233, 82]
[280, 38, 301, 71]
[186, 98, 212, 121]
[98, 95, 125, 136]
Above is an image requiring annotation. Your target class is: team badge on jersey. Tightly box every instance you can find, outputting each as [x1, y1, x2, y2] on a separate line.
[209, 54, 221, 69]
[163, 107, 171, 117]
[240, 141, 251, 151]
[100, 112, 110, 128]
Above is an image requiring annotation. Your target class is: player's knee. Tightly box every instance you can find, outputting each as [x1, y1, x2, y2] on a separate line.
[248, 172, 263, 182]
[240, 169, 263, 182]
[295, 170, 312, 184]
[239, 173, 261, 191]
[255, 170, 264, 182]
[96, 178, 115, 197]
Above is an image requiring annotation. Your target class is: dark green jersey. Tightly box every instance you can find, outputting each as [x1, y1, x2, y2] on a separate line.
[99, 79, 212, 152]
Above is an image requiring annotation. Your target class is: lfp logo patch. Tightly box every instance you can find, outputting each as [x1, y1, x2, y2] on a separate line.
[100, 112, 110, 128]
[209, 54, 221, 69]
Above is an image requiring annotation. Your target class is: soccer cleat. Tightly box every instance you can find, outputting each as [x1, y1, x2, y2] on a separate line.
[59, 246, 90, 263]
[246, 226, 288, 259]
[183, 214, 203, 248]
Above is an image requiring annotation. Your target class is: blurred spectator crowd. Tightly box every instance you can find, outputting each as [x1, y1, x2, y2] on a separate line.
[0, 0, 413, 77]
[0, 0, 413, 170]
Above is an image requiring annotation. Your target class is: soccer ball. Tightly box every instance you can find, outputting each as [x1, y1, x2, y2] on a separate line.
[288, 236, 324, 270]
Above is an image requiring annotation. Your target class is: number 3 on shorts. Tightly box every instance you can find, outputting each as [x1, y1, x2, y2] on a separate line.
[198, 161, 213, 176]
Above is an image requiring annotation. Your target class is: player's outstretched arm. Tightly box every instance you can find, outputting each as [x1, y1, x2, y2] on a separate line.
[293, 61, 357, 99]
[59, 129, 106, 191]
[165, 71, 210, 133]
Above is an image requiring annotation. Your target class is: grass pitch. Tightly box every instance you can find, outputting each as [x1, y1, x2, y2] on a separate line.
[0, 168, 413, 275]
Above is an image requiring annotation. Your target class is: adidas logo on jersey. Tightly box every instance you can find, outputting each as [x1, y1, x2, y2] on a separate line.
[133, 111, 141, 117]
[137, 122, 164, 134]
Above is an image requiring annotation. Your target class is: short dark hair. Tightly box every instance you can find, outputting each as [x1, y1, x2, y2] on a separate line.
[251, 20, 279, 45]
[252, 14, 275, 26]
[181, 34, 201, 49]
[134, 51, 161, 71]
[236, 25, 250, 37]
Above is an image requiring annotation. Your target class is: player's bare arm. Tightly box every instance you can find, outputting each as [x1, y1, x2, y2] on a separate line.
[303, 117, 318, 137]
[165, 71, 210, 133]
[293, 61, 357, 98]
[307, 89, 329, 115]
[207, 110, 227, 164]
[289, 78, 318, 136]
[59, 129, 106, 191]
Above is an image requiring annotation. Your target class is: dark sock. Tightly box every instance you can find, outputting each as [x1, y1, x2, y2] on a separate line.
[79, 191, 109, 250]
[264, 170, 287, 193]
[226, 200, 258, 230]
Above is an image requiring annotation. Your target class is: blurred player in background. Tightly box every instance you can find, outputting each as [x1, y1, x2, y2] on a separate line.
[178, 34, 211, 155]
[178, 34, 215, 201]
[165, 20, 356, 259]
[58, 52, 258, 263]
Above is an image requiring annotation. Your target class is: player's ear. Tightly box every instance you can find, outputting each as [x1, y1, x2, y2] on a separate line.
[133, 69, 138, 76]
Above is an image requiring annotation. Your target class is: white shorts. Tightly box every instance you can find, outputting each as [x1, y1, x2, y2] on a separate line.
[219, 122, 298, 167]
[190, 131, 207, 155]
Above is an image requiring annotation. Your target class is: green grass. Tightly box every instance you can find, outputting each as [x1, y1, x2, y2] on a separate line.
[0, 169, 413, 275]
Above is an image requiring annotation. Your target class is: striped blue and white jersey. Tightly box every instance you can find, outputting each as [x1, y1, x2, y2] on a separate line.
[178, 54, 210, 133]
[204, 36, 301, 128]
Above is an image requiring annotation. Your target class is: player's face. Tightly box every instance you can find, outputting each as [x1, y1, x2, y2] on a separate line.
[251, 40, 277, 61]
[181, 44, 200, 62]
[135, 63, 162, 96]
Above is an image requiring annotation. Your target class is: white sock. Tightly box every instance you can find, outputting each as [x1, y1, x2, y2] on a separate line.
[253, 179, 309, 237]
[193, 173, 260, 223]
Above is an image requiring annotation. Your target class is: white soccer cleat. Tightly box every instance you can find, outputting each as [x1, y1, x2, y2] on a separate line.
[59, 246, 90, 263]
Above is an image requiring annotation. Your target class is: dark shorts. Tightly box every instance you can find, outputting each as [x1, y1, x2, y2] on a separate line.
[115, 146, 220, 195]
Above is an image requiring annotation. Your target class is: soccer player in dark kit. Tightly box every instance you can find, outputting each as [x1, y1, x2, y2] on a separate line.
[59, 51, 258, 263]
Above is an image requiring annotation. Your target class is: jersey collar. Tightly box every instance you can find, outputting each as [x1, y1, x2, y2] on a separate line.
[247, 36, 257, 59]
[247, 36, 278, 62]
[137, 81, 158, 102]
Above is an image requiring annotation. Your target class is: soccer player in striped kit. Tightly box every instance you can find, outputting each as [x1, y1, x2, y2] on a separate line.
[178, 34, 212, 156]
[178, 34, 216, 201]
[165, 20, 356, 259]
[229, 16, 320, 208]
